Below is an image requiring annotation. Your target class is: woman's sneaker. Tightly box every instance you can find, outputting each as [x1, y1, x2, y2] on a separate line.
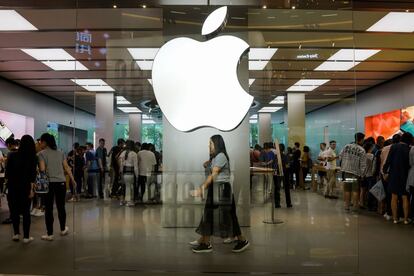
[12, 234, 20, 242]
[189, 240, 200, 246]
[232, 240, 250, 253]
[23, 237, 34, 244]
[192, 243, 213, 253]
[61, 226, 69, 236]
[223, 237, 237, 244]
[41, 235, 54, 241]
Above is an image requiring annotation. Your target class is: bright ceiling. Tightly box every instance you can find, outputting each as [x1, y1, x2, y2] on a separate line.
[1, 0, 414, 117]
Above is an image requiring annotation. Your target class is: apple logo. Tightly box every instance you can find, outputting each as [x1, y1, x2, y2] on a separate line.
[152, 6, 253, 132]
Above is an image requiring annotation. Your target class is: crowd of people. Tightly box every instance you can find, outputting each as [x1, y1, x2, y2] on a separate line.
[250, 141, 314, 208]
[64, 138, 160, 206]
[250, 131, 414, 225]
[3, 128, 414, 245]
[0, 134, 161, 243]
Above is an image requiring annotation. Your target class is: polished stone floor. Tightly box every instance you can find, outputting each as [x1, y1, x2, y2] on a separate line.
[0, 190, 414, 276]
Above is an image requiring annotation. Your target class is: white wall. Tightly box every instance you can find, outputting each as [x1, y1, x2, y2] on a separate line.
[306, 71, 414, 156]
[0, 78, 95, 139]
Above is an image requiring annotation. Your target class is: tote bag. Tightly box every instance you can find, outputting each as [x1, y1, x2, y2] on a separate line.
[35, 171, 49, 194]
[369, 180, 386, 201]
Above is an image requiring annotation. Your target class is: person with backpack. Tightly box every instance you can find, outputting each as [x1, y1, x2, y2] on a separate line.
[38, 133, 76, 241]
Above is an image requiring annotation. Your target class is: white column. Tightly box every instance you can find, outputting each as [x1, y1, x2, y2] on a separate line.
[287, 93, 306, 147]
[258, 112, 272, 146]
[128, 113, 142, 141]
[95, 93, 114, 148]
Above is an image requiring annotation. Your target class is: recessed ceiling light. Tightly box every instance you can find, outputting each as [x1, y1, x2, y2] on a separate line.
[71, 79, 115, 92]
[327, 49, 380, 61]
[22, 48, 73, 60]
[249, 48, 277, 60]
[315, 49, 380, 71]
[127, 48, 159, 59]
[22, 48, 88, 71]
[287, 79, 330, 91]
[42, 61, 88, 71]
[258, 106, 282, 113]
[249, 79, 255, 86]
[136, 61, 153, 70]
[248, 48, 277, 70]
[269, 96, 285, 104]
[118, 107, 142, 113]
[128, 48, 159, 70]
[367, 12, 414, 32]
[116, 96, 131, 105]
[249, 61, 270, 70]
[0, 10, 38, 31]
[171, 11, 187, 15]
[71, 79, 107, 86]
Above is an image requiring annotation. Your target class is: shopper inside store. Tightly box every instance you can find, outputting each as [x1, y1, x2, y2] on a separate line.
[1, 1, 414, 275]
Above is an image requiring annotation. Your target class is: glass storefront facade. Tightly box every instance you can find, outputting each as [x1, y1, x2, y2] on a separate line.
[1, 0, 414, 275]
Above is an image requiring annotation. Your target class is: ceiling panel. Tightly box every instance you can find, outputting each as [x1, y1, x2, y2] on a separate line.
[0, 4, 413, 115]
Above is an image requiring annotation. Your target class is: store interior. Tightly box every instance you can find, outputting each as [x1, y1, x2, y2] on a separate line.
[1, 0, 414, 275]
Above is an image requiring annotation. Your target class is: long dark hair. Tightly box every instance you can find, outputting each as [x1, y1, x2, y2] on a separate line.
[125, 140, 135, 160]
[40, 133, 57, 150]
[210, 135, 229, 162]
[19, 135, 37, 169]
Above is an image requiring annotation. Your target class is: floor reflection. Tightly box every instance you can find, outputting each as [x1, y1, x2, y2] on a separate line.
[68, 190, 358, 274]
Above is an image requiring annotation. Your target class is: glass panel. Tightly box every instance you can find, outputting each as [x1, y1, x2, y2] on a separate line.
[2, 1, 414, 275]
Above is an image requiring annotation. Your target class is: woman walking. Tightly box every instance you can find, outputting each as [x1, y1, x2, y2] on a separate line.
[6, 135, 37, 243]
[38, 133, 76, 241]
[190, 135, 249, 253]
[118, 140, 138, 206]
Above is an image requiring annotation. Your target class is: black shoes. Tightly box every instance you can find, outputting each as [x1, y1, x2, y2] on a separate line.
[191, 240, 250, 253]
[232, 240, 250, 253]
[192, 243, 213, 253]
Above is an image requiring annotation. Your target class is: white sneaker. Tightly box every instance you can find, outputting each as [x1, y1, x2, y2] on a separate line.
[383, 213, 392, 221]
[404, 218, 412, 225]
[223, 237, 237, 244]
[23, 237, 34, 244]
[61, 226, 69, 236]
[189, 240, 200, 246]
[41, 235, 54, 241]
[12, 234, 20, 241]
